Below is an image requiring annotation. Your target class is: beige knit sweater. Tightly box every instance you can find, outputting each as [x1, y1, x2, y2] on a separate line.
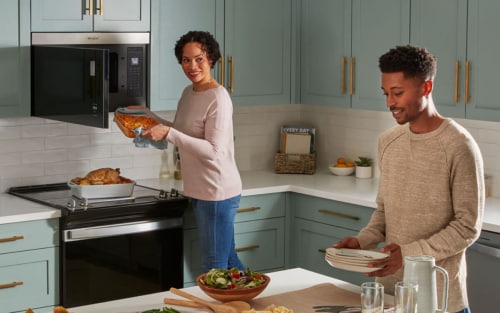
[357, 119, 484, 312]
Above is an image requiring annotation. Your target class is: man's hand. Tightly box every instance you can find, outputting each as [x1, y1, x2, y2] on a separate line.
[332, 237, 361, 249]
[365, 243, 403, 277]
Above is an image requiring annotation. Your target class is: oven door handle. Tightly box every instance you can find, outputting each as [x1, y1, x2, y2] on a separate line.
[470, 242, 500, 259]
[63, 218, 182, 242]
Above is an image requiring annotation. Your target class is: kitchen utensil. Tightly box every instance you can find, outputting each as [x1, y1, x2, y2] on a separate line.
[403, 255, 448, 313]
[169, 287, 239, 313]
[361, 282, 384, 313]
[163, 297, 252, 311]
[394, 281, 418, 313]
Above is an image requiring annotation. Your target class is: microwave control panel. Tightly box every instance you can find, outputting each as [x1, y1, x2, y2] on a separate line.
[127, 47, 144, 97]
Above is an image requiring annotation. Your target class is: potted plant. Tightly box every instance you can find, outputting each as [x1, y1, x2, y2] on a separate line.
[355, 156, 373, 178]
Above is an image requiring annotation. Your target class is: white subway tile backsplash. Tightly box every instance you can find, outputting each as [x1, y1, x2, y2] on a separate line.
[0, 104, 499, 197]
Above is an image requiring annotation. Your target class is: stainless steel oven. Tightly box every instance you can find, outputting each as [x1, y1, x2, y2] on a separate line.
[9, 183, 187, 308]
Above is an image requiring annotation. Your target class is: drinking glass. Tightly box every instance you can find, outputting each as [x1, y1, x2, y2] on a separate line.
[395, 281, 418, 313]
[361, 282, 384, 313]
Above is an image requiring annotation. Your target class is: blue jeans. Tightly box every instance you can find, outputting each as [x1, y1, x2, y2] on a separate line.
[455, 308, 471, 313]
[192, 195, 245, 273]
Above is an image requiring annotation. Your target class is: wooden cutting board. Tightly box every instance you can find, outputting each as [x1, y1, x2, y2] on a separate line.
[248, 283, 360, 312]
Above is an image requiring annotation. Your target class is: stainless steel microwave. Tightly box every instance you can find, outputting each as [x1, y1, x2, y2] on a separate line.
[31, 32, 149, 128]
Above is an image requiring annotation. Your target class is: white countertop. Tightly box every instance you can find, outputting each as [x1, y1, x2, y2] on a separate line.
[67, 268, 381, 313]
[1, 170, 500, 233]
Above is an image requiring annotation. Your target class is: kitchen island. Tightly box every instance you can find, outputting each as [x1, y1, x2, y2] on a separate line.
[66, 268, 391, 313]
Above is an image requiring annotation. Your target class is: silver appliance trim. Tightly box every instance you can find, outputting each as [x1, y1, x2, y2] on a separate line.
[63, 217, 183, 242]
[31, 32, 150, 45]
[470, 242, 500, 259]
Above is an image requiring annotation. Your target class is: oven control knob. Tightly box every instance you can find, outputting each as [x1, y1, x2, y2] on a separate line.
[170, 188, 179, 198]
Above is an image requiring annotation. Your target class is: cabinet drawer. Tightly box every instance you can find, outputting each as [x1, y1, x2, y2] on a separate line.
[0, 219, 59, 254]
[292, 194, 373, 231]
[183, 218, 285, 284]
[0, 247, 59, 313]
[183, 193, 286, 229]
[292, 218, 370, 286]
[235, 193, 285, 222]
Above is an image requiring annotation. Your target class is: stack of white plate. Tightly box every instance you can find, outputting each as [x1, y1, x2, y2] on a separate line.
[325, 248, 389, 273]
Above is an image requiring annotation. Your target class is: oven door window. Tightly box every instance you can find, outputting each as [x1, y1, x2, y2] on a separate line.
[31, 46, 109, 128]
[62, 226, 182, 307]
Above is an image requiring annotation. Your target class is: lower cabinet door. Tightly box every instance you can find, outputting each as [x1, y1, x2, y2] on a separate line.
[183, 218, 285, 286]
[292, 218, 372, 286]
[0, 247, 59, 313]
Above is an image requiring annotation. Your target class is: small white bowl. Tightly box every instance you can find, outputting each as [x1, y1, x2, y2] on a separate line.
[329, 165, 355, 176]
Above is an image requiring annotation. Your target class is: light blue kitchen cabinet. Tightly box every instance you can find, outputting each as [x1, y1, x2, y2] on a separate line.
[183, 193, 286, 286]
[31, 0, 150, 32]
[290, 193, 375, 285]
[411, 0, 500, 122]
[300, 0, 410, 111]
[0, 0, 30, 118]
[149, 0, 223, 110]
[222, 0, 292, 105]
[0, 219, 59, 313]
[150, 0, 291, 111]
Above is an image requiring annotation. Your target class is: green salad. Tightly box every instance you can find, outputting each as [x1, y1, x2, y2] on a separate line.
[199, 267, 266, 289]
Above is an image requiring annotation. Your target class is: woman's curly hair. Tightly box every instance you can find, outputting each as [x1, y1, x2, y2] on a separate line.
[174, 31, 221, 69]
[379, 45, 437, 82]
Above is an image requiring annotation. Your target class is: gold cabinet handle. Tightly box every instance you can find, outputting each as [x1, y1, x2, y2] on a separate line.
[229, 56, 234, 93]
[341, 57, 346, 95]
[236, 245, 259, 252]
[237, 206, 261, 214]
[465, 60, 470, 104]
[318, 209, 360, 221]
[99, 0, 104, 16]
[220, 56, 225, 87]
[87, 0, 93, 16]
[349, 57, 355, 95]
[454, 60, 460, 103]
[0, 235, 24, 243]
[0, 281, 23, 289]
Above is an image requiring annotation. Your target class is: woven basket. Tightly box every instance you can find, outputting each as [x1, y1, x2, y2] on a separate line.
[274, 153, 315, 174]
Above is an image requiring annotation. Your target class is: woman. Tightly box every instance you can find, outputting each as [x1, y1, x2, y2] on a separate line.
[141, 31, 245, 272]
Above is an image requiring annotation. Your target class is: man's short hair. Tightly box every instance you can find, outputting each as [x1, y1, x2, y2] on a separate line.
[379, 45, 437, 82]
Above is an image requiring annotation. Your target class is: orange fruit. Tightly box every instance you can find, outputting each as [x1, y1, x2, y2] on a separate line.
[335, 164, 347, 168]
[345, 162, 355, 167]
[337, 157, 346, 164]
[54, 306, 70, 313]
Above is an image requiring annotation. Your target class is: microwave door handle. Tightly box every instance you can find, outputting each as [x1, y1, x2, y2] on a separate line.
[63, 218, 183, 242]
[90, 59, 96, 100]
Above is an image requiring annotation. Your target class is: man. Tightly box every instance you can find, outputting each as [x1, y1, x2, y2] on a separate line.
[334, 45, 484, 313]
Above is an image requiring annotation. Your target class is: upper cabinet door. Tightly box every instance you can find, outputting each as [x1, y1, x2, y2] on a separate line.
[300, 0, 409, 110]
[149, 0, 223, 111]
[411, 0, 500, 122]
[223, 0, 292, 105]
[350, 0, 410, 111]
[93, 0, 150, 32]
[300, 0, 351, 108]
[31, 0, 150, 32]
[0, 0, 30, 117]
[465, 0, 500, 122]
[410, 0, 468, 118]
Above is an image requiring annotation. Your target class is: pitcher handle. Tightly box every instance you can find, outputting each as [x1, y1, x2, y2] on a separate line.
[434, 265, 449, 313]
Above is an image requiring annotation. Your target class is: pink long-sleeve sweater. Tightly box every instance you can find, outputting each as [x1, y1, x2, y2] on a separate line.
[166, 85, 242, 201]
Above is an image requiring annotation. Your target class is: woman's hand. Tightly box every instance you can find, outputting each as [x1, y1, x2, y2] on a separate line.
[141, 124, 170, 141]
[365, 243, 403, 277]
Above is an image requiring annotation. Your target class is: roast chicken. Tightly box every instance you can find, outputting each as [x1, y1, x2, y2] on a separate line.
[71, 168, 131, 185]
